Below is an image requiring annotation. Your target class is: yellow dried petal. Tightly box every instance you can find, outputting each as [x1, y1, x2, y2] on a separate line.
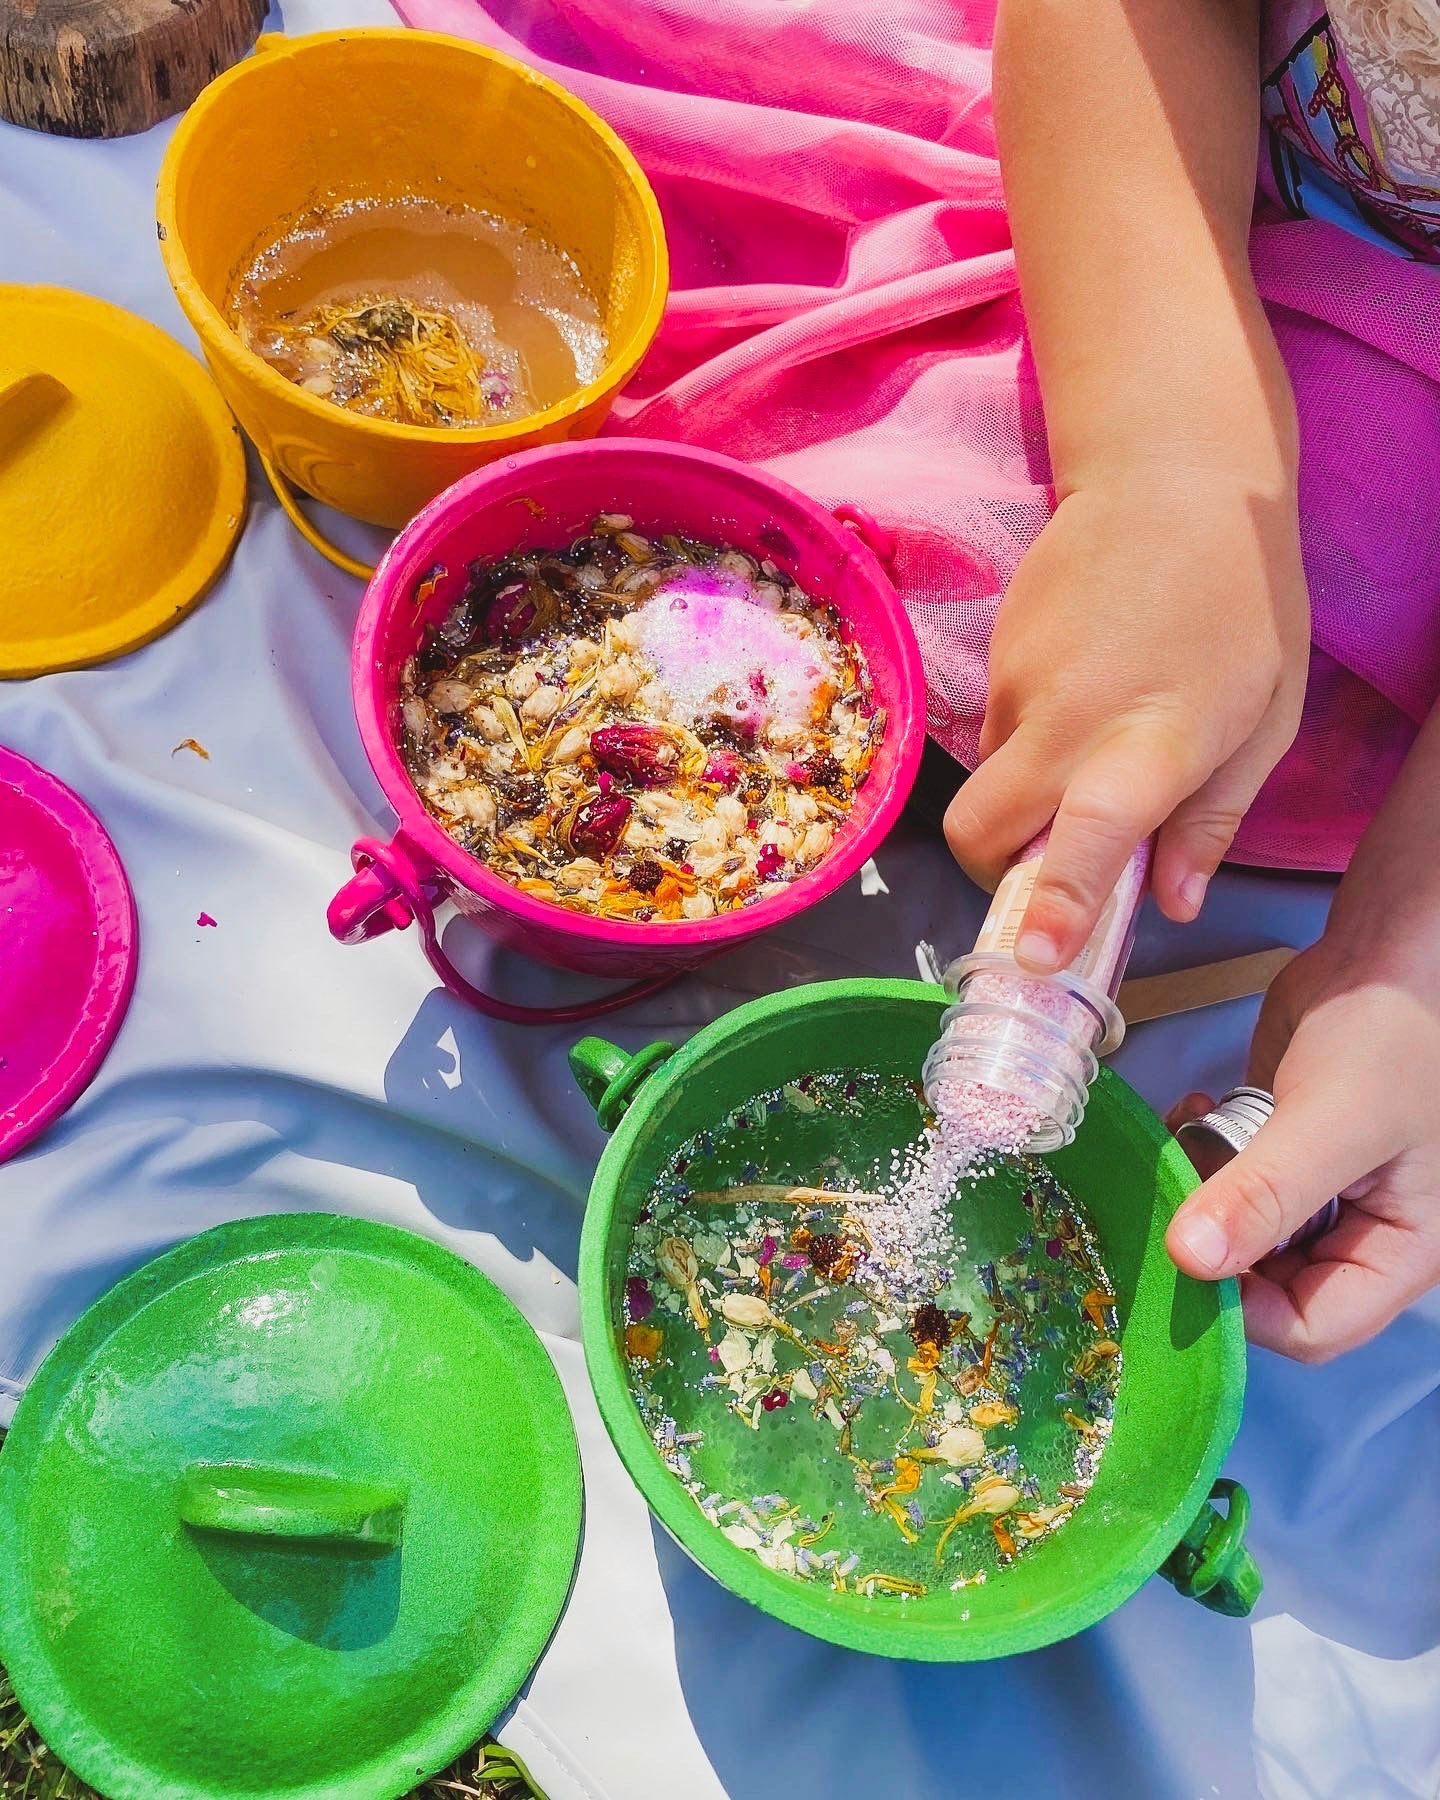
[624, 1323, 664, 1364]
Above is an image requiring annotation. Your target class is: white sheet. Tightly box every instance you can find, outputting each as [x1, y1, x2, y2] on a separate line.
[3, 8, 1437, 1791]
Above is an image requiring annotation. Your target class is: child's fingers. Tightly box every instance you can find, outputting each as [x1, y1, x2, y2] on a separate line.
[1245, 974, 1302, 1094]
[1241, 1212, 1431, 1362]
[1015, 730, 1192, 973]
[1166, 1090, 1214, 1134]
[942, 726, 1058, 891]
[1166, 1076, 1382, 1278]
[1151, 736, 1280, 922]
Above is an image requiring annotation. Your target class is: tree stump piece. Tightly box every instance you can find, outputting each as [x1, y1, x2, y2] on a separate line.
[0, 0, 268, 138]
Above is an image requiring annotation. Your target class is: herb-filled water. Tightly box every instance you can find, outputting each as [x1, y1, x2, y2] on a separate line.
[228, 196, 607, 429]
[623, 1071, 1122, 1601]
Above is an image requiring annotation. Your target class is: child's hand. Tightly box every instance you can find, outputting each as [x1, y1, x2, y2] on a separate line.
[1166, 927, 1440, 1362]
[944, 469, 1309, 969]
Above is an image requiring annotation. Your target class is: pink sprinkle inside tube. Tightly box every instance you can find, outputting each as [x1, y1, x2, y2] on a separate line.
[923, 830, 1153, 1153]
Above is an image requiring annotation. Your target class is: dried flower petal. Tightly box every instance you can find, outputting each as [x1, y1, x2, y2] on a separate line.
[933, 1424, 985, 1467]
[969, 1400, 1019, 1430]
[624, 1323, 664, 1365]
[755, 843, 786, 882]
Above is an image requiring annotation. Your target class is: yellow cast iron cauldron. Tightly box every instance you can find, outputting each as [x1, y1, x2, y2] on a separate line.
[157, 29, 668, 574]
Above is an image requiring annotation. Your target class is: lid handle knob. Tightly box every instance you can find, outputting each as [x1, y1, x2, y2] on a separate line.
[0, 369, 70, 454]
[179, 1464, 405, 1554]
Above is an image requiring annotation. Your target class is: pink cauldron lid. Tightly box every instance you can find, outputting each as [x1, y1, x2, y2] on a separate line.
[0, 747, 138, 1163]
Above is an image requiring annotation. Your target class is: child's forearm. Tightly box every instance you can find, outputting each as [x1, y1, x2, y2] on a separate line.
[994, 0, 1296, 496]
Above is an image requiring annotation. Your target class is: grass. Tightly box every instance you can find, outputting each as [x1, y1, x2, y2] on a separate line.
[0, 1668, 543, 1799]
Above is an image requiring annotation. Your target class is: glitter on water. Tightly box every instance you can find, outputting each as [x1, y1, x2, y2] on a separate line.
[625, 1070, 1122, 1595]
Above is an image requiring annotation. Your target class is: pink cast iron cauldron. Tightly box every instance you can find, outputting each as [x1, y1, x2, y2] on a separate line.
[327, 440, 925, 1024]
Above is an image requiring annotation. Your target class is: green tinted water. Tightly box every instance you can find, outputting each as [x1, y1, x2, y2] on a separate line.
[624, 1072, 1121, 1596]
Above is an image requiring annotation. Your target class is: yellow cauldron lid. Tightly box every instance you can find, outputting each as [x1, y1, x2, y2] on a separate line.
[0, 286, 247, 678]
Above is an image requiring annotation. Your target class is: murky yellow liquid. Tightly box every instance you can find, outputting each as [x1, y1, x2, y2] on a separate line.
[227, 195, 608, 427]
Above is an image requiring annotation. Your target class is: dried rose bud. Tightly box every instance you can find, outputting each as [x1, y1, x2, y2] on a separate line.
[628, 859, 664, 894]
[760, 1389, 789, 1412]
[566, 793, 632, 860]
[703, 750, 743, 789]
[590, 723, 681, 788]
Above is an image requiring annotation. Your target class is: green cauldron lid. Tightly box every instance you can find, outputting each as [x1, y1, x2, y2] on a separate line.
[0, 1213, 582, 1800]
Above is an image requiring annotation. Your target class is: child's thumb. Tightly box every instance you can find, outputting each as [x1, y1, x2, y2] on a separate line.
[1165, 1082, 1370, 1278]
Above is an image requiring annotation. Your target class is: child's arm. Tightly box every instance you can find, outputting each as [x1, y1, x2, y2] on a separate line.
[1166, 702, 1440, 1359]
[945, 0, 1310, 967]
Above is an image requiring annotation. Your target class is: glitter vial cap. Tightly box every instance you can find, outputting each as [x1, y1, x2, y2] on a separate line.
[1176, 1087, 1340, 1255]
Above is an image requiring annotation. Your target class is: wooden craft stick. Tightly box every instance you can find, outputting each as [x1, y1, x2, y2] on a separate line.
[1118, 947, 1298, 1025]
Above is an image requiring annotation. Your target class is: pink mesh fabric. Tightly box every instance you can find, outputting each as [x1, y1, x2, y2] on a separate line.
[396, 0, 1440, 872]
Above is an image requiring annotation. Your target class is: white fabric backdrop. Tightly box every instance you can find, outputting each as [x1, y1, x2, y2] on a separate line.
[2, 5, 1437, 1791]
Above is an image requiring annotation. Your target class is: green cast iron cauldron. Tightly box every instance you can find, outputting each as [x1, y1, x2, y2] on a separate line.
[570, 978, 1260, 1661]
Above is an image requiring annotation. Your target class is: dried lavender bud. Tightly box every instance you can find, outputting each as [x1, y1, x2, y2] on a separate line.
[590, 724, 681, 789]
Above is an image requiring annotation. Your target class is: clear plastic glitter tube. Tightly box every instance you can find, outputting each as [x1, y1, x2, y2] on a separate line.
[923, 829, 1153, 1152]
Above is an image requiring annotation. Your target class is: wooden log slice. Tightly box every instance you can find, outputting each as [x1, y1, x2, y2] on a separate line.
[0, 0, 267, 138]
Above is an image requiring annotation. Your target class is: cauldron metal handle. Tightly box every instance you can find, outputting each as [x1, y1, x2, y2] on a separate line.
[259, 451, 379, 581]
[327, 835, 677, 1025]
[1159, 1478, 1262, 1617]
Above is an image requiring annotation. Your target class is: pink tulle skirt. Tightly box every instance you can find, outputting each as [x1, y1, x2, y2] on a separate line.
[397, 0, 1440, 870]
